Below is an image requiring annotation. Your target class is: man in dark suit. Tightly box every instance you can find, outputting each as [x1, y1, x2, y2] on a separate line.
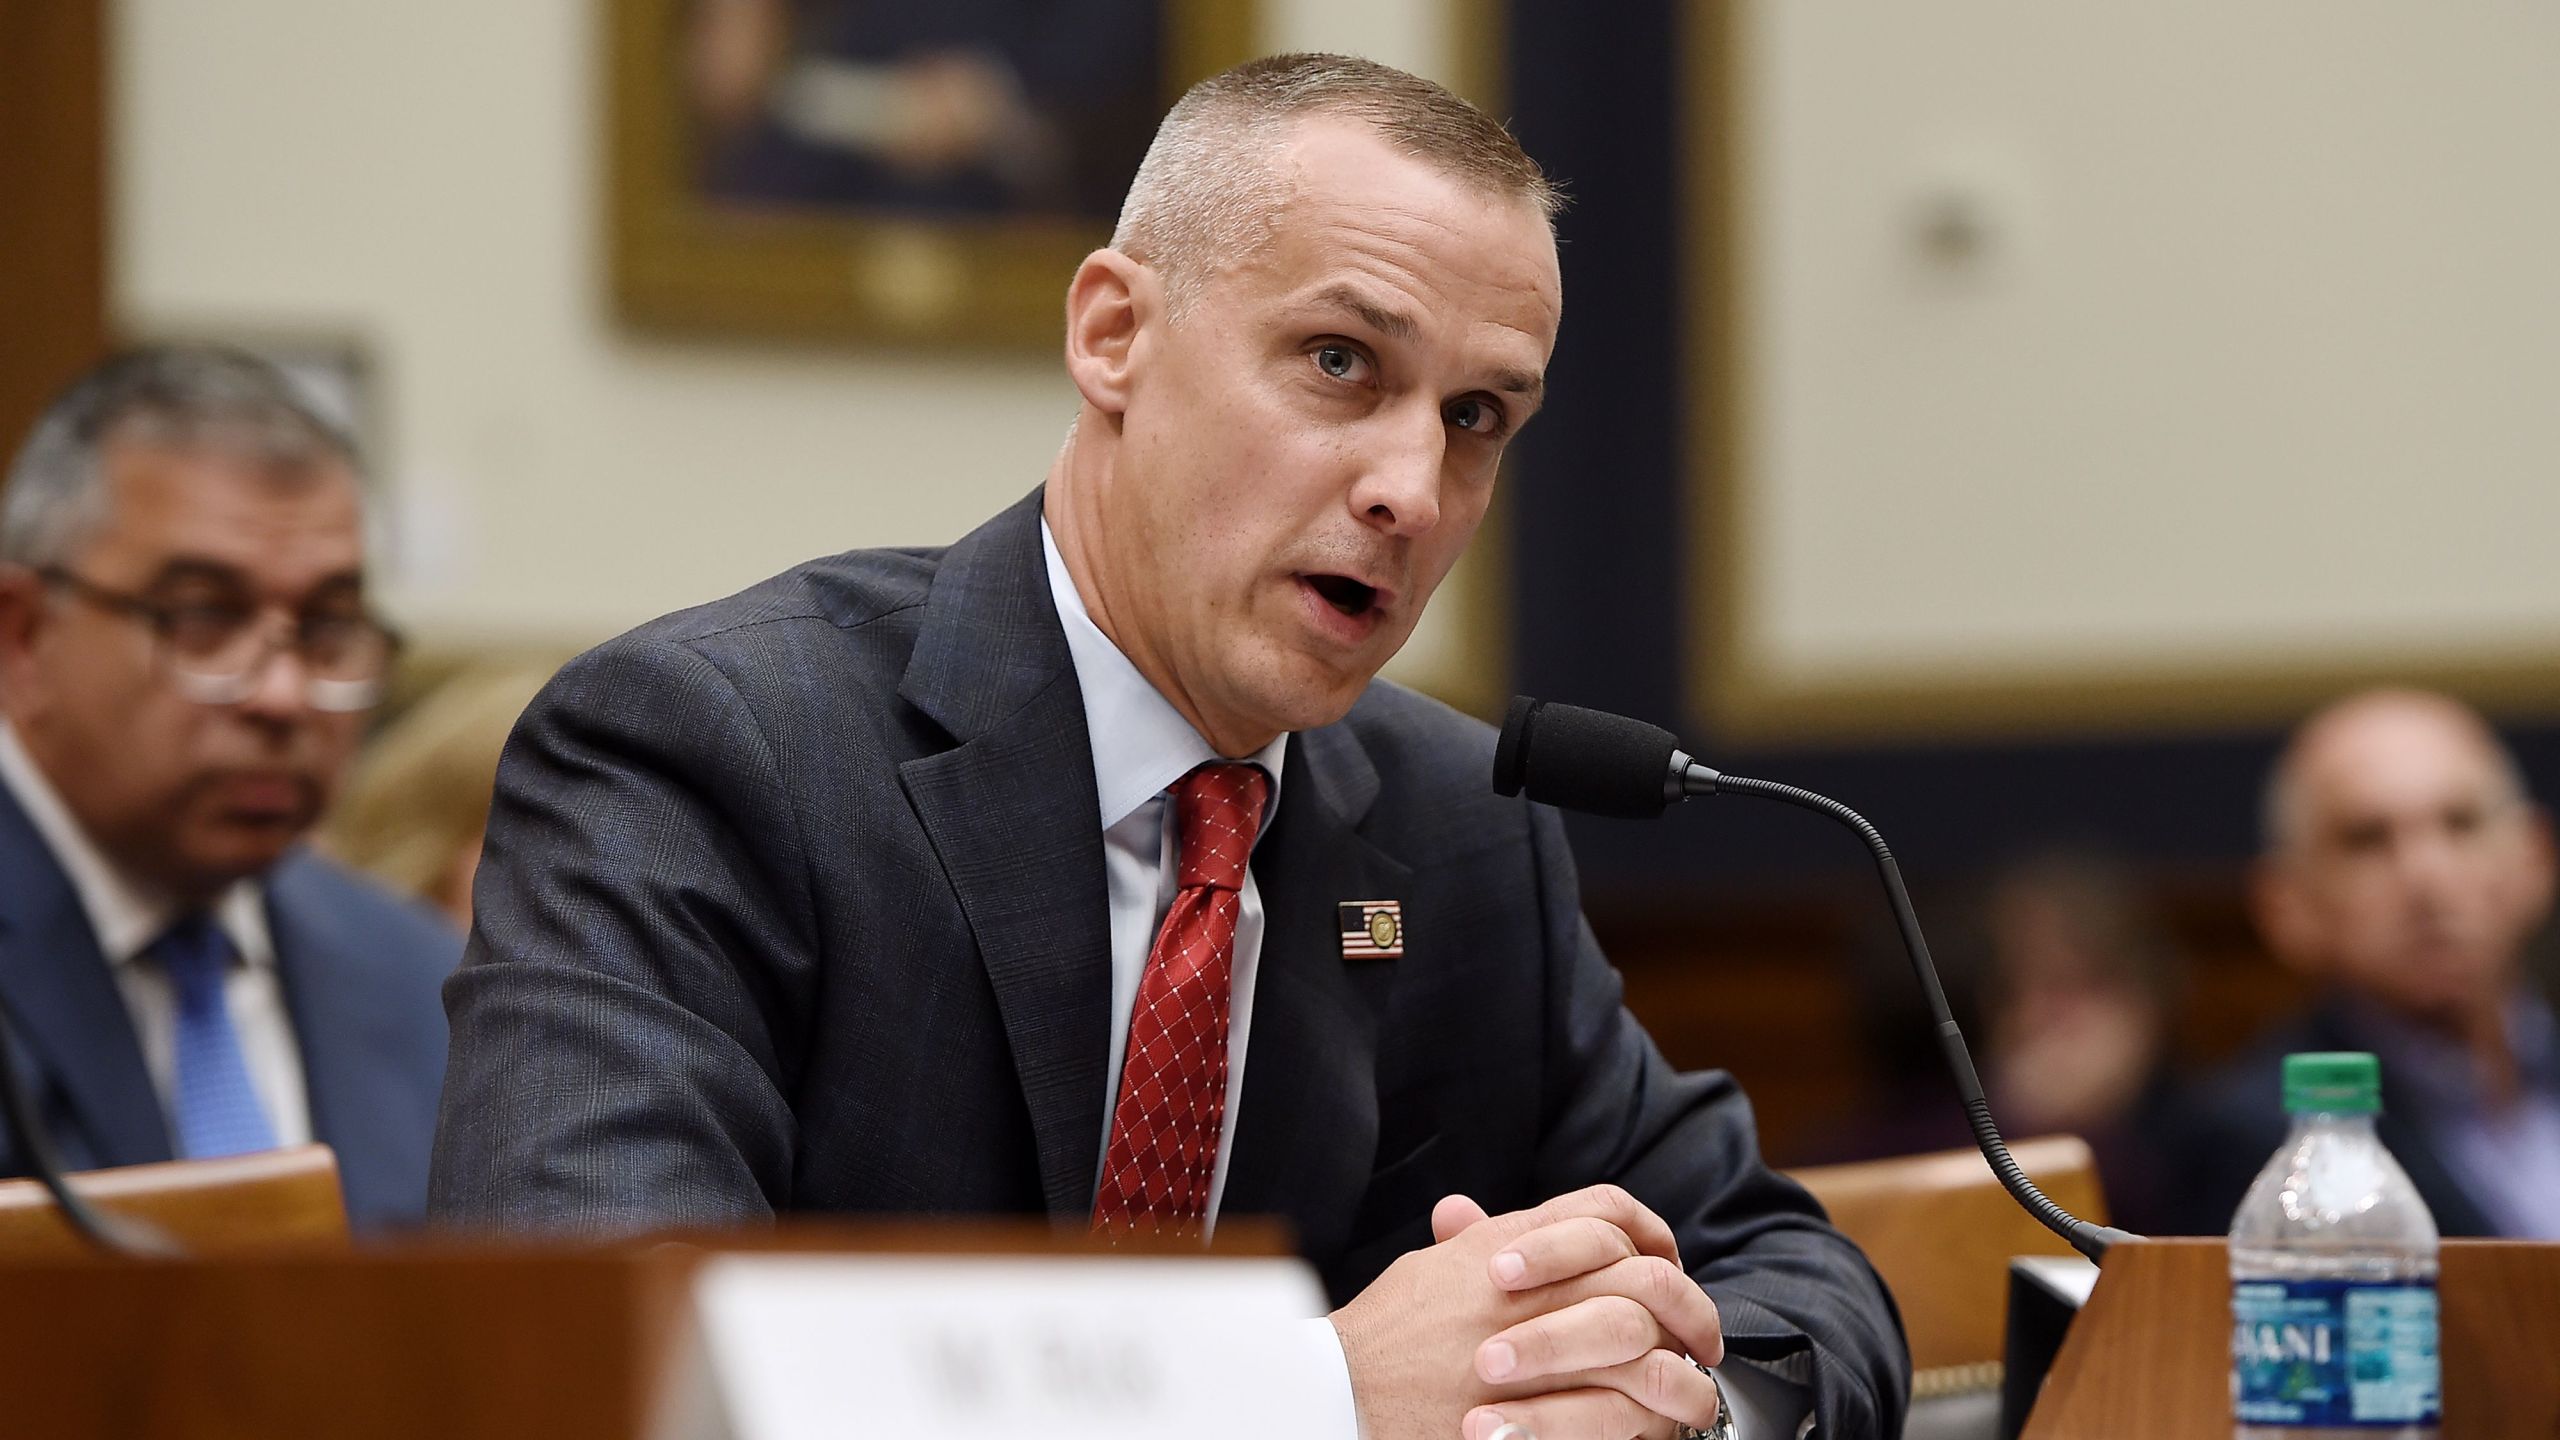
[2169, 690, 2560, 1241]
[0, 347, 458, 1230]
[434, 55, 1904, 1438]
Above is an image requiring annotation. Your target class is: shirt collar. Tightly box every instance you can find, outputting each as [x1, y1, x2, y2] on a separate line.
[0, 720, 274, 971]
[1041, 519, 1287, 832]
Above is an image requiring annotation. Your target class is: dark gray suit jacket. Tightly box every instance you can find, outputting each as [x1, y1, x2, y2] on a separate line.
[432, 490, 1907, 1433]
[0, 785, 460, 1229]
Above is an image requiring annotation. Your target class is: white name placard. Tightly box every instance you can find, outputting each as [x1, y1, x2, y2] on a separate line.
[680, 1253, 1340, 1440]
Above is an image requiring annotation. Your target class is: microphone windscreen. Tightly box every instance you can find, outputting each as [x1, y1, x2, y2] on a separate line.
[1492, 697, 1681, 818]
[1493, 695, 1540, 797]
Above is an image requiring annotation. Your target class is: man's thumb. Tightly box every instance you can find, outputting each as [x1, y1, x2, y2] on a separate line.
[1430, 1193, 1490, 1243]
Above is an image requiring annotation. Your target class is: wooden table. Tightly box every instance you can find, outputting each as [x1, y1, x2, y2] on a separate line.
[2024, 1238, 2560, 1438]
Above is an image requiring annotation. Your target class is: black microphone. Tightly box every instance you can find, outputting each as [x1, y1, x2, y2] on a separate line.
[1494, 697, 2134, 1261]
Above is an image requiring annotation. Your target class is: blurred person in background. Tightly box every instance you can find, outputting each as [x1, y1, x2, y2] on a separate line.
[0, 347, 457, 1229]
[1811, 851, 2210, 1237]
[321, 662, 556, 931]
[2170, 688, 2560, 1239]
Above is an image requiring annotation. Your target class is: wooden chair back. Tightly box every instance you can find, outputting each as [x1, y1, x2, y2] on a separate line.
[0, 1144, 352, 1259]
[1787, 1134, 2106, 1386]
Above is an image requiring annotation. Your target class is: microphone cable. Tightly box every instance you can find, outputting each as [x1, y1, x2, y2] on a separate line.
[0, 991, 181, 1256]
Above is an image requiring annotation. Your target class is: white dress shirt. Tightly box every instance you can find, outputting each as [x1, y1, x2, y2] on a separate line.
[1041, 525, 1806, 1439]
[0, 722, 312, 1151]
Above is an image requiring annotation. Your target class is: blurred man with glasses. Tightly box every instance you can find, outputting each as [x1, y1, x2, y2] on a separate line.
[0, 346, 458, 1228]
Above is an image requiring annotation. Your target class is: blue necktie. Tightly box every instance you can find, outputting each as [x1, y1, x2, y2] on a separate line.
[152, 914, 278, 1159]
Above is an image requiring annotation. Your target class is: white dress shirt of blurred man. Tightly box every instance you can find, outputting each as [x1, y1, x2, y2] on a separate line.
[0, 348, 458, 1229]
[2205, 688, 2560, 1239]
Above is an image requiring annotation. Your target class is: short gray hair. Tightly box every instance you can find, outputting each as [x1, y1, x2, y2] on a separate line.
[1110, 53, 1561, 318]
[0, 345, 357, 569]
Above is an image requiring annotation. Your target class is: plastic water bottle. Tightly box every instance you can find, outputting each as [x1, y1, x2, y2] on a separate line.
[2230, 1052, 2441, 1437]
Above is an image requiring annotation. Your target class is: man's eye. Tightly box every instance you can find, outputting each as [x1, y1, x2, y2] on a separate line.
[1447, 397, 1505, 435]
[163, 604, 254, 654]
[1314, 344, 1362, 380]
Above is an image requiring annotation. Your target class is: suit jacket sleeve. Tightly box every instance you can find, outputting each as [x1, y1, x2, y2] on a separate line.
[429, 636, 817, 1229]
[1523, 802, 1909, 1437]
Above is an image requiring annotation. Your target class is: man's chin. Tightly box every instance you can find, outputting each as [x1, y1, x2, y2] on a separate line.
[1216, 675, 1363, 749]
[175, 821, 309, 890]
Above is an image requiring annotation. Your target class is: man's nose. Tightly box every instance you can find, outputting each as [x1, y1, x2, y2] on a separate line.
[234, 643, 316, 723]
[2393, 823, 2473, 901]
[1350, 409, 1445, 537]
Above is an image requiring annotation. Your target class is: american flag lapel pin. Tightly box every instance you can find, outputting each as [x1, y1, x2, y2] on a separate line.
[1337, 899, 1404, 960]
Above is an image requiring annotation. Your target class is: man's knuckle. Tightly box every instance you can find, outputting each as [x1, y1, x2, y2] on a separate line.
[1606, 1295, 1656, 1350]
[1636, 1255, 1682, 1302]
[1565, 1214, 1620, 1256]
[1639, 1347, 1690, 1407]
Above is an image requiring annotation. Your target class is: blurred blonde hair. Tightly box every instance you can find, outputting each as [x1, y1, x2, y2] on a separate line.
[320, 661, 557, 911]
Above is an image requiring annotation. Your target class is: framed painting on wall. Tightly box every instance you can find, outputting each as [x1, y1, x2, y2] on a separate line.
[607, 0, 1257, 347]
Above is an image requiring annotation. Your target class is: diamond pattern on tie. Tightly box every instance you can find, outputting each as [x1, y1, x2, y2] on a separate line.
[152, 913, 278, 1159]
[1092, 762, 1269, 1239]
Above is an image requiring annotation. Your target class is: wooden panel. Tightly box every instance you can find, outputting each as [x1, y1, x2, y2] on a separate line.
[0, 1221, 1292, 1439]
[0, 1146, 351, 1260]
[0, 1246, 690, 1440]
[0, 0, 109, 455]
[1596, 873, 2310, 1167]
[1789, 1135, 2104, 1375]
[2024, 1238, 2560, 1438]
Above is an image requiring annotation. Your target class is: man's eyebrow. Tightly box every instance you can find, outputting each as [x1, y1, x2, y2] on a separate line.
[1308, 285, 1547, 405]
[1486, 366, 1546, 405]
[144, 557, 253, 591]
[146, 557, 365, 602]
[1312, 285, 1419, 343]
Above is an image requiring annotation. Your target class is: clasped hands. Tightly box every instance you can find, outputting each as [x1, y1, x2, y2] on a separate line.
[1331, 1185, 1725, 1440]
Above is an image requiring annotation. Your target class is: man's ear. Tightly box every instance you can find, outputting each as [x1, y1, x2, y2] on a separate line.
[0, 565, 50, 707]
[1063, 248, 1156, 416]
[2249, 857, 2320, 979]
[2511, 803, 2557, 927]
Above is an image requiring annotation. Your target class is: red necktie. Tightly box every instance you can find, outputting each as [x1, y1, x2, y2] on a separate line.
[1092, 762, 1270, 1237]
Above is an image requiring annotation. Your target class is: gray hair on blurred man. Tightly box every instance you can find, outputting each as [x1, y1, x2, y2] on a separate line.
[0, 346, 456, 1228]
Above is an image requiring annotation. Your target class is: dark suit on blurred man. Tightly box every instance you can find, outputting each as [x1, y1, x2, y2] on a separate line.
[0, 767, 455, 1228]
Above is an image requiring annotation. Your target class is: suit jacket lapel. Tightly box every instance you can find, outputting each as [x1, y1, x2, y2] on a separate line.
[0, 784, 170, 1168]
[266, 857, 406, 1217]
[1222, 721, 1409, 1263]
[2305, 999, 2502, 1236]
[897, 489, 1115, 1217]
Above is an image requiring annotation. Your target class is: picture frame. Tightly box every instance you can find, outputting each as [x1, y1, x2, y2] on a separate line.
[607, 0, 1258, 348]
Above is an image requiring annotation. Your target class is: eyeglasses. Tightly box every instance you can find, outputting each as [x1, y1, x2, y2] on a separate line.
[39, 566, 402, 712]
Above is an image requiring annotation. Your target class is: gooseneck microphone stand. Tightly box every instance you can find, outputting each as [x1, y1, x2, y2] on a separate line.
[1494, 696, 2135, 1263]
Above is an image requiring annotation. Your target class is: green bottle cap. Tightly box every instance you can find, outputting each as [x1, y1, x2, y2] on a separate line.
[2283, 1051, 2382, 1115]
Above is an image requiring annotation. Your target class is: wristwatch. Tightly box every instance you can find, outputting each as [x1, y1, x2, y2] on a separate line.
[1676, 1363, 1738, 1440]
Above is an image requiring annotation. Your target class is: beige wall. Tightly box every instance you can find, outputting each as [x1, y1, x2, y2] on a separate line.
[113, 0, 1487, 696]
[1730, 2, 2560, 687]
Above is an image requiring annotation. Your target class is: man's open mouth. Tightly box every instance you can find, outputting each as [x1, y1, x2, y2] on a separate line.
[1304, 574, 1379, 617]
